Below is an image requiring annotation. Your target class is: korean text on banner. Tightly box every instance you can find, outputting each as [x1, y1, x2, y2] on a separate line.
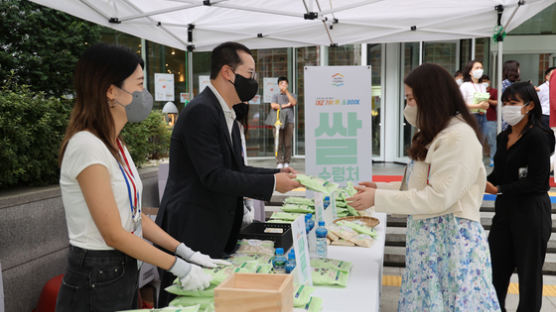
[304, 66, 373, 185]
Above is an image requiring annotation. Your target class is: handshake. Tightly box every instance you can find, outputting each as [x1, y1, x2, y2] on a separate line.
[168, 243, 231, 291]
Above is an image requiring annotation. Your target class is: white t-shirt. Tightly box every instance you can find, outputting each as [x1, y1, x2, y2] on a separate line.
[60, 131, 143, 250]
[460, 81, 487, 110]
[538, 81, 550, 116]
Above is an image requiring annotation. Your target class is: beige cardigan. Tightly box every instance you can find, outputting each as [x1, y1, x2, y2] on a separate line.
[374, 116, 485, 222]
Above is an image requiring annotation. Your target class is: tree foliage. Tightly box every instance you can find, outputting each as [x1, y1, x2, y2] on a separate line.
[0, 0, 102, 97]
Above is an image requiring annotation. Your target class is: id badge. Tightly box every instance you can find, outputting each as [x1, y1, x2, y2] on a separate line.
[133, 215, 143, 269]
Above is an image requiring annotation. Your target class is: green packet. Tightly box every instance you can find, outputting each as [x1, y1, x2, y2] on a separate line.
[345, 204, 360, 216]
[165, 284, 216, 297]
[284, 197, 315, 206]
[310, 258, 352, 273]
[337, 220, 376, 238]
[119, 305, 200, 312]
[282, 204, 314, 214]
[473, 91, 490, 104]
[294, 296, 323, 312]
[311, 268, 349, 287]
[293, 284, 315, 307]
[270, 211, 306, 221]
[228, 254, 273, 266]
[295, 174, 338, 194]
[169, 296, 213, 311]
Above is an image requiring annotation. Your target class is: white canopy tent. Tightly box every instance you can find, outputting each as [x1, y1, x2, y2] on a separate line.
[29, 0, 552, 51]
[30, 0, 556, 132]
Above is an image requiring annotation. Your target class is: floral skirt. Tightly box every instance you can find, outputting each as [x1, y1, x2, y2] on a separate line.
[398, 214, 501, 312]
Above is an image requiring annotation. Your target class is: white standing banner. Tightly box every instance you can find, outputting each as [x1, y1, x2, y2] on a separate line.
[154, 73, 174, 101]
[291, 216, 312, 286]
[304, 66, 372, 185]
[263, 77, 278, 103]
[198, 75, 210, 94]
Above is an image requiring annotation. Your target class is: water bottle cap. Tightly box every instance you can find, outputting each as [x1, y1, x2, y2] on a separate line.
[305, 213, 312, 220]
[288, 252, 295, 259]
[276, 248, 284, 255]
[318, 221, 325, 226]
[289, 249, 295, 256]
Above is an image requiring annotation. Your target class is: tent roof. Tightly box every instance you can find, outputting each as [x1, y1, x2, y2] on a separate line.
[30, 0, 554, 51]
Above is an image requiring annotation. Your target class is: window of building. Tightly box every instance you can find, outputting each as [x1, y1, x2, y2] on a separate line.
[367, 44, 382, 158]
[509, 3, 556, 35]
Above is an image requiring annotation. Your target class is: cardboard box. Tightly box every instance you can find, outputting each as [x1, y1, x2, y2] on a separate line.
[214, 273, 293, 312]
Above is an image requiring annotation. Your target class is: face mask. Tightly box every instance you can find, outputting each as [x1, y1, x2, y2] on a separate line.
[472, 69, 484, 79]
[481, 83, 489, 89]
[116, 88, 153, 123]
[403, 104, 418, 128]
[233, 102, 249, 120]
[502, 105, 526, 126]
[456, 78, 463, 86]
[230, 73, 258, 102]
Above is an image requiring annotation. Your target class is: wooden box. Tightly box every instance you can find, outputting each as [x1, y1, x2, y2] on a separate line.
[214, 273, 293, 312]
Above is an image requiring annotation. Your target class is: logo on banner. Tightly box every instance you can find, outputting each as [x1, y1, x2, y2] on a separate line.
[331, 73, 344, 87]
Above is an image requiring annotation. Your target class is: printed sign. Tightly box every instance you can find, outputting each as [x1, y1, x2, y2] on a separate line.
[154, 73, 174, 101]
[304, 66, 373, 185]
[291, 215, 313, 286]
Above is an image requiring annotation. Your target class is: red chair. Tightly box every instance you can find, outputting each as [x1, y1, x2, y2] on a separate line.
[33, 274, 63, 312]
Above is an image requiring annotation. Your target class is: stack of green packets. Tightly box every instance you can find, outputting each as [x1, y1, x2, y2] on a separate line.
[119, 305, 201, 312]
[310, 258, 353, 288]
[270, 182, 360, 224]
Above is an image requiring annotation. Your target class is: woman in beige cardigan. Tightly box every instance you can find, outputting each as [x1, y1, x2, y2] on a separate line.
[348, 63, 500, 311]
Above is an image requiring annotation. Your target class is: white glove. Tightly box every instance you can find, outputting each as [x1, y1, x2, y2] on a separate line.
[242, 199, 254, 225]
[175, 243, 232, 268]
[168, 257, 210, 291]
[189, 251, 232, 268]
[179, 264, 212, 291]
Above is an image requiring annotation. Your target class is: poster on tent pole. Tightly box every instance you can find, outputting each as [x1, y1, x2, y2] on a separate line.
[154, 73, 174, 101]
[304, 66, 372, 186]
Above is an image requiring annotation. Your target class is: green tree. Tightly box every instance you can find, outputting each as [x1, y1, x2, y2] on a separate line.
[0, 0, 102, 97]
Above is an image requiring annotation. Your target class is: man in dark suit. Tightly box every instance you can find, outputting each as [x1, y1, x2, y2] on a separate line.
[155, 42, 300, 306]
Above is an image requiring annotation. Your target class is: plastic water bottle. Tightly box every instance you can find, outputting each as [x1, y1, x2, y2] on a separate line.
[285, 250, 296, 274]
[316, 221, 328, 258]
[272, 248, 287, 273]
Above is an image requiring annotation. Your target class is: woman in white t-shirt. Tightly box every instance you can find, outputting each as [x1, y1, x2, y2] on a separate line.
[56, 44, 229, 311]
[460, 60, 489, 141]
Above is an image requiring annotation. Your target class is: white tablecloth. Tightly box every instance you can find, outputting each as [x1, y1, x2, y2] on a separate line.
[312, 212, 387, 312]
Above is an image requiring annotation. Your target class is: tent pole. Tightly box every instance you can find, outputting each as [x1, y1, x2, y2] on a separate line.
[497, 40, 503, 134]
[471, 38, 476, 60]
[188, 51, 193, 97]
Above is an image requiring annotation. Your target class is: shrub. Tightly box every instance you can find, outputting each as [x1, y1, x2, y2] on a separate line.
[120, 110, 171, 168]
[0, 78, 71, 188]
[0, 77, 171, 189]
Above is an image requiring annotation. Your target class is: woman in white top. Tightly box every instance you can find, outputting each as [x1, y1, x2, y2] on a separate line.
[460, 60, 490, 140]
[56, 44, 229, 311]
[347, 63, 500, 311]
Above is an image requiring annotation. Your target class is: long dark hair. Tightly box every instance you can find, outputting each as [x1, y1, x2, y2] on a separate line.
[405, 63, 482, 161]
[462, 60, 481, 82]
[502, 82, 555, 153]
[59, 43, 144, 165]
[503, 60, 520, 82]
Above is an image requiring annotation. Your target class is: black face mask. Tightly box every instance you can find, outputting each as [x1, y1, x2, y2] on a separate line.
[233, 102, 249, 121]
[230, 73, 258, 102]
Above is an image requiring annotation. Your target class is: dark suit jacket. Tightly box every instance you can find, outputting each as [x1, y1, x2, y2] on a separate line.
[155, 87, 279, 258]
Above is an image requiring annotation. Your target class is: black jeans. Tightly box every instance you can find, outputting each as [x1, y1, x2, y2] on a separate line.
[56, 245, 138, 312]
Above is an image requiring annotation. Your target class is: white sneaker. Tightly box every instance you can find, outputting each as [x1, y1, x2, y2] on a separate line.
[277, 163, 284, 169]
[284, 163, 289, 168]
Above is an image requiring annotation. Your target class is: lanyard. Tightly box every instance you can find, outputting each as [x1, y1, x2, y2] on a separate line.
[116, 140, 139, 217]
